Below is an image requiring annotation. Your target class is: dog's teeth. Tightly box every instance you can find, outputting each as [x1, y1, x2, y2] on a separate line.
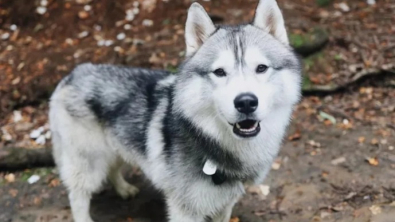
[236, 121, 259, 134]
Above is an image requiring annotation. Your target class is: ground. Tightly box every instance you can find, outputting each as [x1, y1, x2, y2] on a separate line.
[0, 0, 395, 221]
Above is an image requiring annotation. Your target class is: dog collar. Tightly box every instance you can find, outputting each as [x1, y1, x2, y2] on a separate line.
[211, 170, 227, 185]
[203, 159, 217, 175]
[203, 160, 227, 185]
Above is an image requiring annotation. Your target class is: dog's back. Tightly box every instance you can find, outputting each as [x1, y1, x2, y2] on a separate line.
[49, 64, 171, 222]
[52, 63, 169, 119]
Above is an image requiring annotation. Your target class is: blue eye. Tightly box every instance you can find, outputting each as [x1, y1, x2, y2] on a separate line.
[213, 68, 226, 77]
[256, 64, 268, 74]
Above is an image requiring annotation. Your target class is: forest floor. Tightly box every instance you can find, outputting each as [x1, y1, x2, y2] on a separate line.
[1, 0, 395, 221]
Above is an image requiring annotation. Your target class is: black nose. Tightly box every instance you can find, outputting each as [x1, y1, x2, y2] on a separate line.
[234, 93, 258, 114]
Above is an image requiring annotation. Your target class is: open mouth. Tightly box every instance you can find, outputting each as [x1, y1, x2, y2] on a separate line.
[232, 119, 261, 138]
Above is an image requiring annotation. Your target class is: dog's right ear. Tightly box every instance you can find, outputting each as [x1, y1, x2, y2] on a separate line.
[253, 0, 289, 45]
[185, 3, 215, 57]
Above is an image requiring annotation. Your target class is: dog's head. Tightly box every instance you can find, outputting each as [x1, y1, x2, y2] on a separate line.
[174, 0, 302, 139]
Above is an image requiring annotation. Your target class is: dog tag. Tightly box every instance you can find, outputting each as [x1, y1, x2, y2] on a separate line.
[203, 159, 217, 175]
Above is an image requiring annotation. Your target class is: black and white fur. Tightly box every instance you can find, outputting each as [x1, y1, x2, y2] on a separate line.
[49, 0, 301, 221]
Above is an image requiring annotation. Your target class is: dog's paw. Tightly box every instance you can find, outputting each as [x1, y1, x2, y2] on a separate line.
[115, 184, 140, 199]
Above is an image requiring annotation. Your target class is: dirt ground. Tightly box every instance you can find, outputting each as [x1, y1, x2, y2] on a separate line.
[1, 0, 395, 221]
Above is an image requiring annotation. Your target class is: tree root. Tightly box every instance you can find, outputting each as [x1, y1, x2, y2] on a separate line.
[302, 68, 394, 95]
[0, 147, 54, 172]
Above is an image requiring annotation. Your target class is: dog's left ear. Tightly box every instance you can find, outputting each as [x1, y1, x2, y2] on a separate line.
[185, 3, 216, 57]
[253, 0, 289, 45]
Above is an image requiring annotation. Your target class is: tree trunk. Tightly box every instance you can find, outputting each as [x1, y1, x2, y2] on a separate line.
[0, 147, 54, 172]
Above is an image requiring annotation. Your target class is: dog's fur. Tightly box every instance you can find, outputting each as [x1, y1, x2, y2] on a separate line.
[49, 0, 301, 221]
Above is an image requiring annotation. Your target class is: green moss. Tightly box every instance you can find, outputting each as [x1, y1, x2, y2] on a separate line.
[290, 28, 328, 50]
[20, 170, 33, 182]
[162, 19, 171, 25]
[20, 168, 54, 182]
[303, 52, 324, 71]
[289, 34, 305, 48]
[302, 74, 312, 90]
[166, 65, 178, 73]
[316, 0, 331, 7]
[334, 54, 342, 61]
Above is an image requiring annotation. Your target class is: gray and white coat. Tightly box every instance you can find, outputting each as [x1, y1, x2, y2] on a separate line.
[49, 0, 302, 221]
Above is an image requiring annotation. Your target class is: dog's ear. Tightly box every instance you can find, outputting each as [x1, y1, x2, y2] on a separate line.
[253, 0, 288, 44]
[185, 3, 216, 56]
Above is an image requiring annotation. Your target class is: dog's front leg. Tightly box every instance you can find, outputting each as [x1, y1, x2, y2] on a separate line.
[69, 190, 94, 222]
[167, 198, 204, 222]
[211, 201, 236, 222]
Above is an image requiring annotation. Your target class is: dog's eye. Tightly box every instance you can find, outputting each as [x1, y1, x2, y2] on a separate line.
[213, 68, 226, 77]
[256, 64, 268, 74]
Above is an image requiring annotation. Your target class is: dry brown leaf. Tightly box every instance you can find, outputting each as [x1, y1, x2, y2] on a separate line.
[358, 137, 366, 143]
[271, 161, 281, 170]
[5, 173, 15, 183]
[366, 157, 379, 166]
[288, 131, 301, 141]
[49, 179, 60, 187]
[33, 197, 42, 205]
[324, 119, 333, 125]
[78, 11, 89, 19]
[371, 138, 379, 145]
[9, 189, 18, 197]
[229, 217, 240, 222]
[369, 205, 381, 215]
[253, 210, 266, 216]
[331, 157, 346, 165]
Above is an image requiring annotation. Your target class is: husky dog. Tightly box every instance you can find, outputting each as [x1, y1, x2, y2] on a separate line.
[49, 0, 301, 221]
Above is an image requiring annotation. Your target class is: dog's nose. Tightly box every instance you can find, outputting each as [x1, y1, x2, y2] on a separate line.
[234, 93, 258, 114]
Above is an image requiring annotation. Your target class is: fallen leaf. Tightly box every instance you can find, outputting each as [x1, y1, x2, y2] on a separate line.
[366, 157, 379, 166]
[345, 192, 357, 200]
[78, 11, 89, 19]
[288, 131, 301, 141]
[369, 205, 381, 215]
[253, 210, 266, 216]
[49, 179, 60, 187]
[9, 189, 18, 197]
[229, 217, 240, 222]
[5, 173, 15, 183]
[271, 162, 281, 170]
[259, 185, 270, 196]
[33, 197, 42, 205]
[331, 157, 346, 165]
[307, 140, 321, 148]
[371, 138, 379, 145]
[340, 119, 353, 129]
[27, 175, 40, 184]
[332, 202, 347, 212]
[247, 185, 261, 194]
[320, 211, 331, 219]
[319, 111, 337, 124]
[149, 53, 161, 65]
[358, 137, 366, 143]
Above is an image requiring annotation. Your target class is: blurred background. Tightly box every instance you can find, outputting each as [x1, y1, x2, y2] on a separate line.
[0, 0, 394, 221]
